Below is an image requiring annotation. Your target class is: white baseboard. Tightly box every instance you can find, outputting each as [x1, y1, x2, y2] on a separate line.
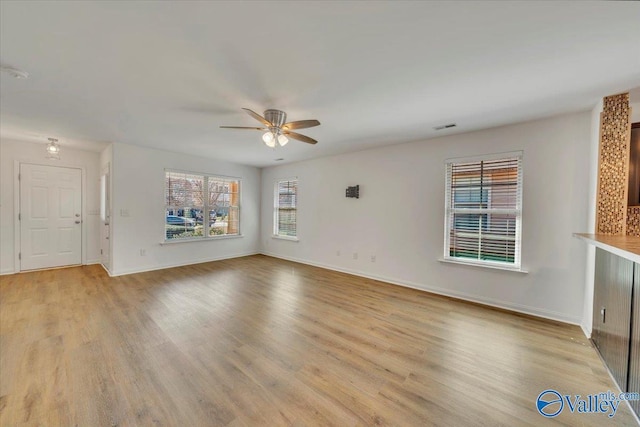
[109, 251, 260, 277]
[581, 323, 592, 339]
[0, 268, 15, 276]
[261, 251, 583, 326]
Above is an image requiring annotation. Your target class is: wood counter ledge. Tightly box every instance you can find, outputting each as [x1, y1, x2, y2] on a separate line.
[574, 233, 640, 264]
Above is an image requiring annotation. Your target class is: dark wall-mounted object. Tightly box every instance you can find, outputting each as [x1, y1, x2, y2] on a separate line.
[346, 185, 359, 199]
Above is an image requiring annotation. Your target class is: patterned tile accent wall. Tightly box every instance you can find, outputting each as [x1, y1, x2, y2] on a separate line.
[627, 207, 640, 237]
[596, 93, 631, 235]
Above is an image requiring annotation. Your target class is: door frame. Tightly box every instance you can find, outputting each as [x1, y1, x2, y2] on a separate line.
[13, 160, 87, 272]
[100, 161, 112, 273]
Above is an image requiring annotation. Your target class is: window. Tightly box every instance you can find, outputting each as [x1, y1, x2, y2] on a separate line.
[444, 153, 522, 269]
[165, 170, 240, 240]
[274, 178, 297, 238]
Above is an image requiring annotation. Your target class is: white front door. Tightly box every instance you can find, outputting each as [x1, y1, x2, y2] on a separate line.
[20, 164, 82, 270]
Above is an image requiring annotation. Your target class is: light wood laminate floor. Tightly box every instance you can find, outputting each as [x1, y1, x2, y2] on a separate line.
[0, 255, 638, 426]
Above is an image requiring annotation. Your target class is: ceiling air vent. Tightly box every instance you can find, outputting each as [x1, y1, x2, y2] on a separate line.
[434, 123, 457, 131]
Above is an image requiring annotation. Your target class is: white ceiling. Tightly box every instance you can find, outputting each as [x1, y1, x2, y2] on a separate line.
[1, 1, 639, 167]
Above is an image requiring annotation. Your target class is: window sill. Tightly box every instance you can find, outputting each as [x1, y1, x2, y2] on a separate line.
[438, 258, 528, 274]
[272, 235, 299, 242]
[160, 234, 243, 245]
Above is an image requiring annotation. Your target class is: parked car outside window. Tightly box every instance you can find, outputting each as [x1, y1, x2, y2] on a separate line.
[166, 215, 195, 226]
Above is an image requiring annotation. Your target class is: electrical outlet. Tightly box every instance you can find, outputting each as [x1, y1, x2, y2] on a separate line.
[120, 209, 130, 217]
[353, 252, 358, 260]
[370, 255, 376, 263]
[140, 249, 146, 256]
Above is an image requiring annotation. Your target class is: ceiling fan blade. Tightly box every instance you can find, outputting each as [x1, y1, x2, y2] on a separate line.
[219, 126, 266, 130]
[242, 108, 272, 126]
[284, 131, 318, 145]
[282, 119, 321, 131]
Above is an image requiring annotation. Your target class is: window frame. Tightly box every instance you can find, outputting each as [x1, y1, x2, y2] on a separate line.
[164, 169, 242, 243]
[443, 151, 523, 271]
[273, 177, 299, 241]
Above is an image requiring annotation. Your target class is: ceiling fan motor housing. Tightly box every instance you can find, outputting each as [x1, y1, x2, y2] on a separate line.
[264, 109, 287, 128]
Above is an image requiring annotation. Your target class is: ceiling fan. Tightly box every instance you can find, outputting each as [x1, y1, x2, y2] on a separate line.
[221, 108, 320, 147]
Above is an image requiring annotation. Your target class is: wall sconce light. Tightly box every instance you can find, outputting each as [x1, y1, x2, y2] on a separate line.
[46, 138, 61, 160]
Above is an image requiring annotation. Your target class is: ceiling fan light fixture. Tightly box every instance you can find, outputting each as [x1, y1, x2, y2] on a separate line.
[262, 131, 276, 147]
[262, 131, 274, 143]
[277, 134, 288, 146]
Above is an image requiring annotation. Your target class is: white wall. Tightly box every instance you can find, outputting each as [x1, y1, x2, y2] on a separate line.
[109, 142, 261, 276]
[632, 102, 640, 124]
[581, 100, 604, 336]
[0, 138, 101, 274]
[260, 112, 592, 324]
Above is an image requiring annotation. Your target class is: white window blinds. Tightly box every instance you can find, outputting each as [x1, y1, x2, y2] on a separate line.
[444, 153, 523, 268]
[275, 179, 297, 237]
